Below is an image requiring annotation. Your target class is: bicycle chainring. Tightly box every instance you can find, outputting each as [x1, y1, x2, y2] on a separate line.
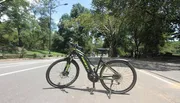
[88, 72, 99, 82]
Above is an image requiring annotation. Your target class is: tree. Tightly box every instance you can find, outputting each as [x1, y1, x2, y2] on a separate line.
[51, 31, 64, 52]
[60, 13, 71, 21]
[56, 4, 94, 53]
[5, 0, 30, 47]
[32, 0, 65, 53]
[21, 16, 42, 50]
[92, 0, 180, 57]
[0, 0, 34, 48]
[54, 13, 73, 52]
[93, 14, 128, 57]
[70, 3, 90, 18]
[0, 22, 18, 46]
[38, 17, 50, 49]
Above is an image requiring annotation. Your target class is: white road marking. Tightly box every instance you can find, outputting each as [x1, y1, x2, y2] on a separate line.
[0, 62, 41, 68]
[0, 65, 49, 77]
[0, 61, 44, 66]
[0, 59, 57, 69]
[0, 62, 24, 66]
[138, 69, 174, 85]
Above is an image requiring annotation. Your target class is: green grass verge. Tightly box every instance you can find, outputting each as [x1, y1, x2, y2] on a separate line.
[0, 50, 65, 59]
[27, 50, 63, 55]
[26, 50, 65, 58]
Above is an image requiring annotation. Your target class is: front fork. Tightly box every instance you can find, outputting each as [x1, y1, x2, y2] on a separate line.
[63, 57, 73, 76]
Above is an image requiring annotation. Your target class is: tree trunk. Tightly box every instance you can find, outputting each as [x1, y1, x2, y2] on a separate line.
[18, 27, 23, 47]
[130, 50, 134, 58]
[135, 45, 139, 59]
[109, 42, 118, 57]
[134, 30, 141, 59]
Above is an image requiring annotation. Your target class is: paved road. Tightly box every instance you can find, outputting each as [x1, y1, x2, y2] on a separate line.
[0, 59, 180, 103]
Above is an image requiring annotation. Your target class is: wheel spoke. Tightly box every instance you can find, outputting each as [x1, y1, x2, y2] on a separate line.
[100, 60, 137, 93]
[46, 59, 79, 88]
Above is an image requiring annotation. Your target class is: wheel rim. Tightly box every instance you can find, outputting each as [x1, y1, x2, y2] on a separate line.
[100, 61, 136, 93]
[47, 60, 78, 87]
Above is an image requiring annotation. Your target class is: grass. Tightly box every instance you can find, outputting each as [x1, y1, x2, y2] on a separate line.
[26, 50, 65, 57]
[0, 50, 65, 59]
[27, 50, 62, 55]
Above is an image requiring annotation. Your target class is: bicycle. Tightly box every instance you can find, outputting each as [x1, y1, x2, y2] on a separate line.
[46, 42, 137, 98]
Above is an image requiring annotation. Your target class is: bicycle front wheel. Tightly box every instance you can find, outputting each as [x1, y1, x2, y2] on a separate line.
[46, 58, 79, 88]
[100, 60, 137, 94]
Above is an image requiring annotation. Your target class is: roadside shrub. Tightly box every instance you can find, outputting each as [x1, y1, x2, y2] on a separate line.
[19, 47, 27, 58]
[48, 54, 53, 57]
[3, 54, 19, 58]
[33, 53, 37, 58]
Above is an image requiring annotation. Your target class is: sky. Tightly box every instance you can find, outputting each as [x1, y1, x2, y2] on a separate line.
[1, 0, 92, 28]
[28, 0, 93, 23]
[27, 0, 92, 28]
[52, 0, 92, 24]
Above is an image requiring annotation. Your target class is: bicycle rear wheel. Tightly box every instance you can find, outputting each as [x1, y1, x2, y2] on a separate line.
[100, 60, 137, 94]
[46, 58, 79, 88]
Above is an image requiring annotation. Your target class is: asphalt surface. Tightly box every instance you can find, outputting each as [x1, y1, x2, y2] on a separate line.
[0, 58, 180, 103]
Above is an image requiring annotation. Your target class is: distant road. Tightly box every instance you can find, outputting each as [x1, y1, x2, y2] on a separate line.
[0, 59, 180, 103]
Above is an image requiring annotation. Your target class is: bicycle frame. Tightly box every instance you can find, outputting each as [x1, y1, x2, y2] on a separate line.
[66, 48, 105, 74]
[46, 44, 137, 97]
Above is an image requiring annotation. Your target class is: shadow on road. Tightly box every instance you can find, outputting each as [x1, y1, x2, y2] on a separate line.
[88, 57, 180, 71]
[43, 86, 129, 99]
[130, 60, 180, 71]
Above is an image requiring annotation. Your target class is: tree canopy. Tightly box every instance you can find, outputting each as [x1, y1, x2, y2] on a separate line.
[0, 0, 179, 58]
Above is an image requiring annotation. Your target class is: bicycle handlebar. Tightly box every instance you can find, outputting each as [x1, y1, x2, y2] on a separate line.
[69, 42, 83, 50]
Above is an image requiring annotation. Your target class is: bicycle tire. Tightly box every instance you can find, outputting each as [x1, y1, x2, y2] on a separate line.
[100, 60, 137, 94]
[46, 58, 79, 88]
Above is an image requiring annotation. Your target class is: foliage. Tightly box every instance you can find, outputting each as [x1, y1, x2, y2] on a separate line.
[70, 3, 90, 18]
[55, 3, 94, 54]
[160, 41, 180, 55]
[0, 0, 30, 47]
[0, 22, 18, 45]
[92, 0, 180, 57]
[0, 0, 180, 59]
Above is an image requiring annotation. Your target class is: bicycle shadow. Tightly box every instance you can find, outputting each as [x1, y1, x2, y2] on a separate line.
[43, 86, 129, 99]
